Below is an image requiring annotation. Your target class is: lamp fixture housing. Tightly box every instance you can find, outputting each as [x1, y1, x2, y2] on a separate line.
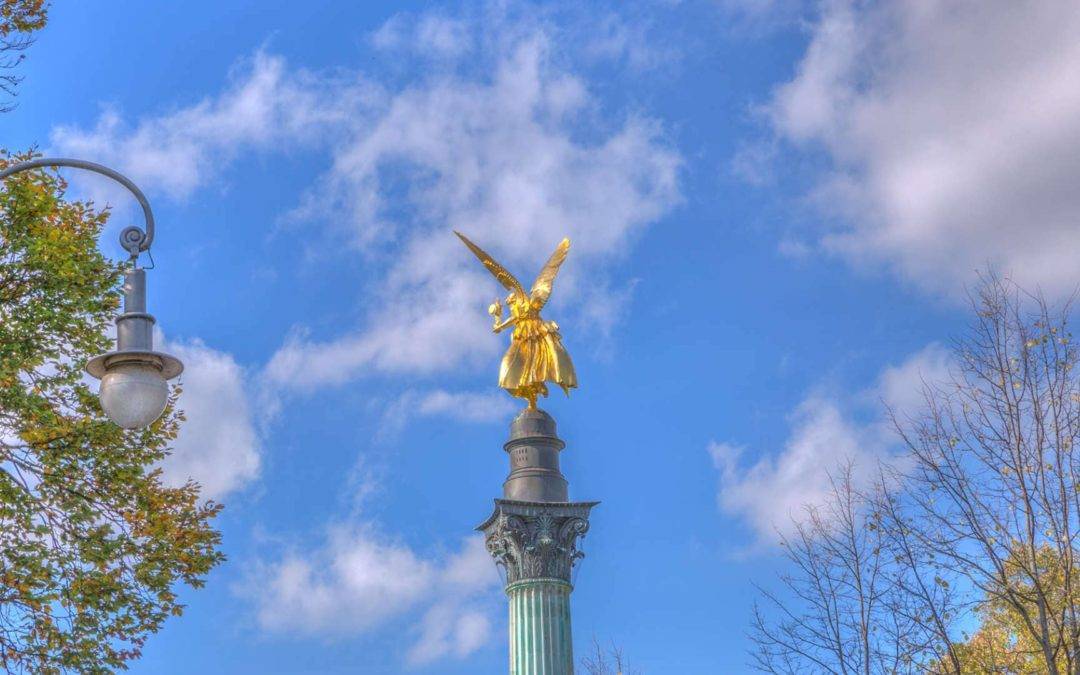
[86, 268, 183, 429]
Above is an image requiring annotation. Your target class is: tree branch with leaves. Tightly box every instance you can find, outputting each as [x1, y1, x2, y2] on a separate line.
[0, 0, 47, 112]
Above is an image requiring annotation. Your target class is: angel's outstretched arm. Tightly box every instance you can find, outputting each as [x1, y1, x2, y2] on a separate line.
[493, 316, 517, 333]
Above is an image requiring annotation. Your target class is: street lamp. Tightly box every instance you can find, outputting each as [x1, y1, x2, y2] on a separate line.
[0, 158, 183, 429]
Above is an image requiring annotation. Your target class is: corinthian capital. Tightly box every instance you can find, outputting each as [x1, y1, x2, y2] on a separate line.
[478, 500, 598, 585]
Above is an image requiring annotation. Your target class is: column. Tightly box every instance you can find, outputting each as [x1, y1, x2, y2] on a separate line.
[478, 408, 597, 675]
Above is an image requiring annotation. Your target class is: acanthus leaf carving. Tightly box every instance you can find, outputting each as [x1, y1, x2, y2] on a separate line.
[482, 505, 592, 585]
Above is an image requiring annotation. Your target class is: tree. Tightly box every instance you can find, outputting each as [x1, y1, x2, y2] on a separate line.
[751, 277, 1080, 674]
[581, 638, 641, 675]
[0, 153, 223, 673]
[927, 545, 1076, 673]
[1, 0, 48, 112]
[888, 277, 1080, 674]
[749, 463, 923, 674]
[871, 476, 965, 673]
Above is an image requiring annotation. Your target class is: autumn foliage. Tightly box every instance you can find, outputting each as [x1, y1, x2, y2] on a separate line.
[0, 0, 48, 112]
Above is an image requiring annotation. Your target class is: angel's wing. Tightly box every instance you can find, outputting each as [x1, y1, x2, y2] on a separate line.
[454, 231, 525, 299]
[529, 238, 570, 309]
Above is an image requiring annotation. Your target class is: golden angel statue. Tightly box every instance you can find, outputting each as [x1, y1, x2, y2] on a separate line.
[455, 231, 578, 410]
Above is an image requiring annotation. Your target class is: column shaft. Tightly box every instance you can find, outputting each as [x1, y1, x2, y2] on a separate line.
[509, 579, 573, 675]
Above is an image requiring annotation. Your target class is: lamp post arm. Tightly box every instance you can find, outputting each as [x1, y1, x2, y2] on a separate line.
[0, 157, 155, 256]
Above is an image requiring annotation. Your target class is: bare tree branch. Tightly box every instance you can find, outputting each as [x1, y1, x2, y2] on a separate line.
[581, 637, 642, 675]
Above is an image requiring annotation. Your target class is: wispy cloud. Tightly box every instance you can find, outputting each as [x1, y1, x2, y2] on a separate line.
[371, 12, 473, 58]
[413, 389, 517, 423]
[379, 389, 518, 440]
[50, 51, 363, 200]
[264, 24, 681, 393]
[50, 6, 681, 404]
[407, 536, 499, 665]
[240, 430, 500, 664]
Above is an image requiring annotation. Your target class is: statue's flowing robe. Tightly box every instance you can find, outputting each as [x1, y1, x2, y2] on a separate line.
[500, 308, 577, 399]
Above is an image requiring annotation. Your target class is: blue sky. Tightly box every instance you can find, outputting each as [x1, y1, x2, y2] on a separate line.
[7, 1, 1080, 672]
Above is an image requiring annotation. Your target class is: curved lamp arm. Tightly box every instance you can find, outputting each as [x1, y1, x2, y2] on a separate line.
[0, 157, 155, 256]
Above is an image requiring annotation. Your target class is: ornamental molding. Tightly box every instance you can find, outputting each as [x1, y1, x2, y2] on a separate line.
[478, 499, 598, 585]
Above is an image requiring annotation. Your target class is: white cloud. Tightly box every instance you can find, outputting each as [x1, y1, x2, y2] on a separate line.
[874, 342, 951, 418]
[263, 273, 499, 390]
[248, 529, 499, 664]
[717, 0, 805, 30]
[407, 536, 499, 665]
[712, 344, 950, 543]
[710, 394, 880, 544]
[409, 604, 492, 666]
[159, 337, 260, 500]
[578, 11, 682, 72]
[373, 4, 680, 72]
[760, 0, 1080, 297]
[50, 51, 362, 201]
[244, 442, 499, 663]
[252, 525, 435, 635]
[377, 389, 517, 442]
[372, 12, 473, 57]
[415, 389, 517, 423]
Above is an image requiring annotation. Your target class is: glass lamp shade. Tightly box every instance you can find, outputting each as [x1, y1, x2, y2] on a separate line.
[98, 362, 169, 429]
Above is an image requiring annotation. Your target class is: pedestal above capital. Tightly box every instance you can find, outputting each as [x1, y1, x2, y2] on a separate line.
[478, 499, 599, 586]
[502, 408, 569, 502]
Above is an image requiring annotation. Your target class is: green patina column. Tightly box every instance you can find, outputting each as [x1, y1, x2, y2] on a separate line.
[508, 579, 573, 672]
[478, 409, 598, 675]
